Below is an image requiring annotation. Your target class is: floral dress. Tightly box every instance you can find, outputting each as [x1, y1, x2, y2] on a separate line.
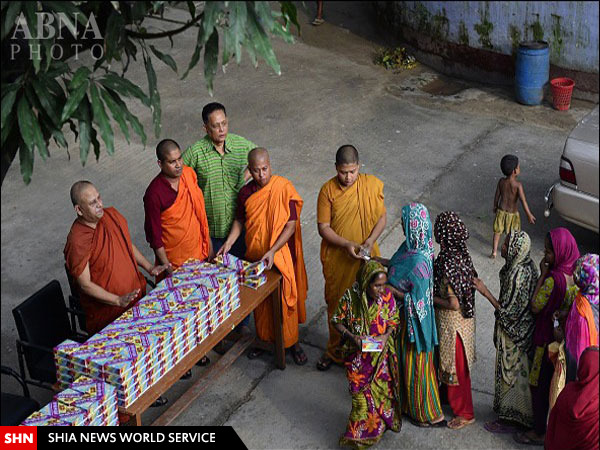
[332, 262, 402, 449]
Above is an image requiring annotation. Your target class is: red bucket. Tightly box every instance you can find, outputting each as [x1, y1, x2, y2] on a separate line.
[550, 77, 575, 111]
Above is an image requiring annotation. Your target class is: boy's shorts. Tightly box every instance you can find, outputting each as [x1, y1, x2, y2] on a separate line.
[493, 209, 521, 234]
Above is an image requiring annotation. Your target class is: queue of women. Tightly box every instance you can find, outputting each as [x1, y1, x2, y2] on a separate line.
[333, 203, 598, 449]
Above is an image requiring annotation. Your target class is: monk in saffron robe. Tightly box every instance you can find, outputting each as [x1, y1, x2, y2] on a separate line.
[144, 139, 212, 274]
[217, 148, 308, 365]
[316, 145, 387, 371]
[64, 181, 168, 335]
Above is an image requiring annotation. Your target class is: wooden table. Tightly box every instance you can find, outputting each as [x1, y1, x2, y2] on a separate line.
[118, 269, 284, 426]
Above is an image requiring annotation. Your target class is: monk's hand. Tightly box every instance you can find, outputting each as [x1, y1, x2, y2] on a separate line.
[344, 241, 362, 260]
[216, 242, 231, 258]
[118, 289, 140, 307]
[151, 263, 171, 276]
[261, 250, 275, 270]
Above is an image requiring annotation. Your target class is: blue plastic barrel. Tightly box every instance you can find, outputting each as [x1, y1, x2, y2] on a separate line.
[515, 41, 549, 105]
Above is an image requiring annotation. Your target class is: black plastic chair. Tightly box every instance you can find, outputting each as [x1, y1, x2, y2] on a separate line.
[12, 280, 88, 391]
[1, 365, 40, 425]
[64, 264, 88, 333]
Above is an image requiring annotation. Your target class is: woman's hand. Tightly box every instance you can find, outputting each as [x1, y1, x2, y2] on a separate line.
[472, 277, 487, 294]
[350, 334, 362, 349]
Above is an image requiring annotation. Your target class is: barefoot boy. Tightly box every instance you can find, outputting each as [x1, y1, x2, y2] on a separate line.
[491, 154, 536, 258]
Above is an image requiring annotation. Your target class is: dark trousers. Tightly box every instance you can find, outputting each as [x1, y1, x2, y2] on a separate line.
[531, 350, 553, 435]
[211, 232, 250, 328]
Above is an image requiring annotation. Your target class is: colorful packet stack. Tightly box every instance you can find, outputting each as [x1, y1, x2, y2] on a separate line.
[21, 401, 89, 426]
[215, 254, 268, 289]
[66, 376, 119, 426]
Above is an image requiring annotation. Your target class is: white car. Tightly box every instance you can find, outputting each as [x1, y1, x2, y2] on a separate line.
[545, 105, 599, 233]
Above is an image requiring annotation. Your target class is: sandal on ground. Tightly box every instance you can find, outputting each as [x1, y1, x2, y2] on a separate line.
[248, 348, 265, 359]
[447, 416, 476, 430]
[213, 341, 228, 355]
[312, 17, 324, 26]
[150, 396, 168, 407]
[290, 345, 308, 366]
[484, 419, 518, 434]
[316, 355, 334, 371]
[513, 431, 544, 446]
[180, 370, 192, 380]
[195, 356, 210, 366]
[408, 417, 447, 428]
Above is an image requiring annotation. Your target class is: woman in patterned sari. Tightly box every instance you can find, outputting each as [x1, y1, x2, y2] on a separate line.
[375, 202, 445, 427]
[473, 230, 538, 432]
[332, 260, 402, 449]
[433, 211, 478, 430]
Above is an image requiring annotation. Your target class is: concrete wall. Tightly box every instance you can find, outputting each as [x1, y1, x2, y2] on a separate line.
[374, 1, 599, 99]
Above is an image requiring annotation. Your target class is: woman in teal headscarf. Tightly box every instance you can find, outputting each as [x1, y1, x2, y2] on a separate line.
[332, 260, 402, 449]
[376, 203, 445, 427]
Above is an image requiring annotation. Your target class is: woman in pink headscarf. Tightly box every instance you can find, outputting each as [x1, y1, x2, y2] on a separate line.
[515, 228, 579, 446]
[545, 346, 599, 450]
[565, 254, 599, 367]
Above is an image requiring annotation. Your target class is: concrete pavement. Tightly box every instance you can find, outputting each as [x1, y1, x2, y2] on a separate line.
[1, 2, 598, 448]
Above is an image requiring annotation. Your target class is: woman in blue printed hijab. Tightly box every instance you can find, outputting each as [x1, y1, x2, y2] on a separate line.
[376, 202, 445, 427]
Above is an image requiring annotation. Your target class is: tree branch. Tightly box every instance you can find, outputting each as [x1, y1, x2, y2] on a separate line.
[125, 13, 204, 39]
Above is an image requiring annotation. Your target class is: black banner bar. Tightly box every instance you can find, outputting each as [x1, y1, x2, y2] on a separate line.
[36, 427, 247, 450]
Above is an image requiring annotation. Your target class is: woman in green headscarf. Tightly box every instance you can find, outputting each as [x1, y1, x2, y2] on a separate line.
[332, 260, 402, 449]
[474, 230, 538, 432]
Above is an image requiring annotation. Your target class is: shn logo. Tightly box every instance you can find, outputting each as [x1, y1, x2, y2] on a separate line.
[4, 433, 33, 444]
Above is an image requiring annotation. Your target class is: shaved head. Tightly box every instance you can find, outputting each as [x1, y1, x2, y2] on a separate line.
[335, 145, 359, 166]
[248, 147, 272, 188]
[70, 180, 94, 206]
[156, 138, 180, 162]
[248, 147, 270, 165]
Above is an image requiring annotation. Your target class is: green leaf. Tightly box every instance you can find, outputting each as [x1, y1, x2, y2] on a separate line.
[1, 88, 18, 130]
[182, 26, 203, 79]
[130, 1, 147, 21]
[78, 116, 91, 165]
[204, 30, 219, 95]
[17, 96, 48, 161]
[100, 86, 130, 143]
[253, 2, 275, 32]
[201, 1, 222, 46]
[149, 45, 177, 72]
[60, 79, 89, 122]
[280, 1, 300, 32]
[90, 125, 101, 161]
[89, 83, 114, 155]
[31, 77, 59, 126]
[226, 1, 247, 65]
[1, 110, 15, 147]
[70, 66, 91, 90]
[19, 141, 33, 185]
[105, 11, 125, 62]
[2, 1, 21, 41]
[144, 54, 161, 138]
[105, 89, 147, 146]
[22, 2, 40, 73]
[246, 6, 281, 74]
[99, 72, 150, 106]
[40, 1, 87, 26]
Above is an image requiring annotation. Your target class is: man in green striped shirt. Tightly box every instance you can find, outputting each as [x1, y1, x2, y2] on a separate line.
[183, 102, 256, 258]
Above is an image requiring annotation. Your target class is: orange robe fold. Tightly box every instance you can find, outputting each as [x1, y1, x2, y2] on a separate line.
[64, 207, 146, 334]
[160, 166, 210, 268]
[244, 175, 308, 348]
[318, 174, 385, 362]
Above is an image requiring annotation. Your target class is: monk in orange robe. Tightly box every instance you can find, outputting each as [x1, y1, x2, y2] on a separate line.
[64, 181, 168, 335]
[143, 139, 212, 276]
[316, 145, 387, 371]
[217, 148, 308, 365]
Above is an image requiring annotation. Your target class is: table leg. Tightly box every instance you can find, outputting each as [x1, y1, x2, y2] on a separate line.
[271, 281, 285, 370]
